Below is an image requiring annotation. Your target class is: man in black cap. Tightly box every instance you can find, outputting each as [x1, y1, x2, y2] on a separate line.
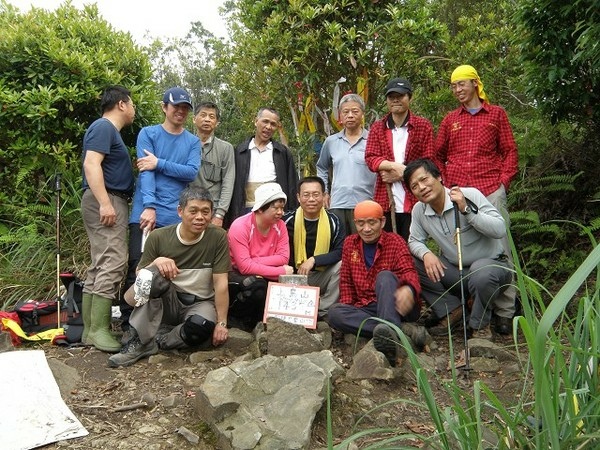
[365, 77, 434, 240]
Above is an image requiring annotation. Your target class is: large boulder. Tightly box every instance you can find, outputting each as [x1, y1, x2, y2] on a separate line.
[194, 350, 343, 449]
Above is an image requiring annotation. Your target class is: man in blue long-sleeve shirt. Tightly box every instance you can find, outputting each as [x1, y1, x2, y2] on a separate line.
[122, 87, 200, 332]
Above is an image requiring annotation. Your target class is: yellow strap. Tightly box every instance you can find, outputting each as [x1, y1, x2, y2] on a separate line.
[293, 207, 331, 271]
[1, 317, 64, 341]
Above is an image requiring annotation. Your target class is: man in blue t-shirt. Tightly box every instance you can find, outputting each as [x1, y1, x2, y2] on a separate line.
[81, 85, 136, 353]
[121, 87, 200, 333]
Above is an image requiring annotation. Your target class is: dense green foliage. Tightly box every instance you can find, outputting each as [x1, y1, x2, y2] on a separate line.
[0, 2, 156, 210]
[0, 1, 157, 302]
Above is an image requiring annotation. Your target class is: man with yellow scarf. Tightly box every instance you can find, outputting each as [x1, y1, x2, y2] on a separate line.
[283, 177, 346, 316]
[434, 64, 518, 336]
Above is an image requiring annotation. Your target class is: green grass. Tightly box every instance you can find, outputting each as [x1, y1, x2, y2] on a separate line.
[328, 234, 600, 449]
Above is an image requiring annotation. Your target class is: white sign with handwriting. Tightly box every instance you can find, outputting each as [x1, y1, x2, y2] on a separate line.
[263, 282, 320, 329]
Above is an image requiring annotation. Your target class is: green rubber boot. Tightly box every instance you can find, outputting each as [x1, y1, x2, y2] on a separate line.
[81, 292, 93, 345]
[87, 295, 121, 353]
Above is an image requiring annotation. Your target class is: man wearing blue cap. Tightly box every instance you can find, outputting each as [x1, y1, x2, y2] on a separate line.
[121, 87, 201, 334]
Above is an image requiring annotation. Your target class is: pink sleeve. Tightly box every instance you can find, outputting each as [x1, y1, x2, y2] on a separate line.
[228, 219, 289, 280]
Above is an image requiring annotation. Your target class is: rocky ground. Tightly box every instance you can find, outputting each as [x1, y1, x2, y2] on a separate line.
[34, 321, 525, 450]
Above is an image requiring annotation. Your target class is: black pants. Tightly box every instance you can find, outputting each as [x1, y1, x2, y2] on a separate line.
[383, 211, 411, 242]
[227, 271, 268, 331]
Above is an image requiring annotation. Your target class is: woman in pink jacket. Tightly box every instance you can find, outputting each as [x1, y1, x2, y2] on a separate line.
[227, 183, 294, 330]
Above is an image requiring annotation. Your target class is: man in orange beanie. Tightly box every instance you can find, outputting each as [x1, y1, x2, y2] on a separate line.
[327, 200, 430, 366]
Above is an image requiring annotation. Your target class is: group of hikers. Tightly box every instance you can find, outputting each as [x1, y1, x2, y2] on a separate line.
[80, 63, 518, 368]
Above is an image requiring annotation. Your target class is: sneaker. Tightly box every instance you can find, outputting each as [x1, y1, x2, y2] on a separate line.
[494, 316, 513, 335]
[428, 307, 463, 336]
[400, 322, 431, 351]
[108, 331, 158, 367]
[373, 324, 400, 367]
[467, 325, 492, 340]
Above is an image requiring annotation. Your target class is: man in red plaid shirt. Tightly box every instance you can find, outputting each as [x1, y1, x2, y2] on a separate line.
[327, 200, 430, 366]
[434, 64, 518, 335]
[365, 77, 434, 240]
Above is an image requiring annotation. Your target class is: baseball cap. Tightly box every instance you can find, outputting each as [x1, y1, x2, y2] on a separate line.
[163, 87, 193, 109]
[385, 78, 413, 96]
[252, 183, 287, 212]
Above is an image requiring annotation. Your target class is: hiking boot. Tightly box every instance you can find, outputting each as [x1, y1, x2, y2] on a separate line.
[467, 325, 492, 340]
[373, 323, 400, 367]
[400, 322, 432, 351]
[428, 307, 463, 336]
[108, 330, 158, 368]
[494, 316, 513, 335]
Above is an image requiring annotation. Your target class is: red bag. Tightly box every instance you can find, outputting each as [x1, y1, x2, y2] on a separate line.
[0, 311, 23, 346]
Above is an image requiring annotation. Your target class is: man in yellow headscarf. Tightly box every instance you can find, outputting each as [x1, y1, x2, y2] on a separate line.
[283, 176, 345, 316]
[434, 64, 518, 336]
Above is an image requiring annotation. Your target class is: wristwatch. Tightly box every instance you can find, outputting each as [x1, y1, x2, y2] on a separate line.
[461, 205, 472, 215]
[214, 213, 224, 219]
[217, 321, 227, 328]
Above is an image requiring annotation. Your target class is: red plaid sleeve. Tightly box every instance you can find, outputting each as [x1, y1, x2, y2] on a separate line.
[435, 104, 518, 196]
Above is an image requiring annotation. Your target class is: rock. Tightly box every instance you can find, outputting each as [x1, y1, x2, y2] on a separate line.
[264, 317, 323, 356]
[177, 426, 199, 444]
[148, 354, 170, 364]
[315, 321, 333, 349]
[189, 349, 225, 364]
[302, 350, 345, 380]
[221, 328, 254, 354]
[141, 392, 157, 406]
[47, 357, 80, 399]
[162, 393, 184, 408]
[415, 353, 437, 373]
[347, 341, 395, 380]
[277, 274, 308, 285]
[469, 356, 501, 373]
[232, 352, 254, 364]
[343, 333, 369, 349]
[194, 351, 342, 449]
[0, 331, 14, 353]
[468, 338, 517, 363]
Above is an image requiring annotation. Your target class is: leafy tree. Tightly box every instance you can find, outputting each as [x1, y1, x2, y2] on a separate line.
[0, 1, 156, 215]
[516, 0, 600, 125]
[143, 23, 241, 144]
[0, 1, 156, 302]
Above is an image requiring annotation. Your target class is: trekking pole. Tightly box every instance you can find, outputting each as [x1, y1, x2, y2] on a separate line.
[386, 184, 397, 234]
[453, 200, 471, 374]
[55, 174, 62, 329]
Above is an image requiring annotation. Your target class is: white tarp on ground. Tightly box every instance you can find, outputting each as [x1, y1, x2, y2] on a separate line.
[0, 350, 88, 450]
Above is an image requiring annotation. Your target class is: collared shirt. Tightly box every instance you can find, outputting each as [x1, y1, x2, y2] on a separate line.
[408, 187, 506, 266]
[339, 231, 421, 308]
[390, 123, 409, 209]
[434, 103, 518, 196]
[248, 138, 276, 183]
[365, 113, 434, 213]
[190, 134, 235, 218]
[316, 129, 375, 209]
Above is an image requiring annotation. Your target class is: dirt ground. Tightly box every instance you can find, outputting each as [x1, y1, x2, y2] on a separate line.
[38, 325, 525, 450]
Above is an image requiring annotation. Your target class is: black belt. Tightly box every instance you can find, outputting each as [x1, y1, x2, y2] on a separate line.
[107, 189, 132, 202]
